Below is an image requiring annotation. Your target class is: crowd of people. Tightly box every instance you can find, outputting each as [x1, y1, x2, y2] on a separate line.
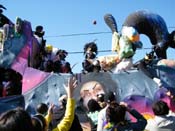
[1, 77, 175, 131]
[0, 76, 78, 131]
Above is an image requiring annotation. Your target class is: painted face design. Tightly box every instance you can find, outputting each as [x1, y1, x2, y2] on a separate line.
[80, 81, 105, 108]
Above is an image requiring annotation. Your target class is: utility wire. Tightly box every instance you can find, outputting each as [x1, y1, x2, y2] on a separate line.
[45, 31, 111, 38]
[44, 27, 174, 54]
[68, 50, 112, 54]
[45, 26, 175, 38]
[68, 47, 152, 54]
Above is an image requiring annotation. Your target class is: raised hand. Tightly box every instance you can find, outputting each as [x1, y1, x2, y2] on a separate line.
[64, 76, 78, 98]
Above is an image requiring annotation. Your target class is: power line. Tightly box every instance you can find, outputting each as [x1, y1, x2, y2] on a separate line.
[68, 49, 112, 54]
[45, 31, 111, 38]
[68, 47, 152, 54]
[45, 26, 175, 38]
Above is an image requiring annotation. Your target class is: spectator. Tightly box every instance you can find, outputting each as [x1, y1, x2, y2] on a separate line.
[103, 101, 147, 131]
[32, 116, 43, 131]
[145, 100, 175, 131]
[49, 94, 82, 131]
[36, 103, 48, 116]
[97, 90, 117, 131]
[87, 99, 102, 131]
[32, 114, 47, 131]
[154, 87, 175, 113]
[0, 107, 34, 131]
[33, 103, 48, 131]
[45, 76, 78, 131]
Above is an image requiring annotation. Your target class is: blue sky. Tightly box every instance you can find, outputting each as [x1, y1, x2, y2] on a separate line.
[1, 0, 175, 73]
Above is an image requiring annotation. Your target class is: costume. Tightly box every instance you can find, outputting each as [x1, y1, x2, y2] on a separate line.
[103, 10, 175, 72]
[123, 10, 175, 59]
[45, 98, 75, 131]
[82, 42, 101, 73]
[104, 14, 142, 72]
[53, 49, 72, 74]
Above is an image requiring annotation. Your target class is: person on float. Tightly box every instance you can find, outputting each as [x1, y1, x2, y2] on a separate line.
[82, 42, 101, 73]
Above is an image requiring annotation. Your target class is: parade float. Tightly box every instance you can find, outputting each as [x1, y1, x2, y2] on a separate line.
[0, 7, 175, 124]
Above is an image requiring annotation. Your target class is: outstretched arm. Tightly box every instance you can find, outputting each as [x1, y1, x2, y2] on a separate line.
[46, 76, 78, 131]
